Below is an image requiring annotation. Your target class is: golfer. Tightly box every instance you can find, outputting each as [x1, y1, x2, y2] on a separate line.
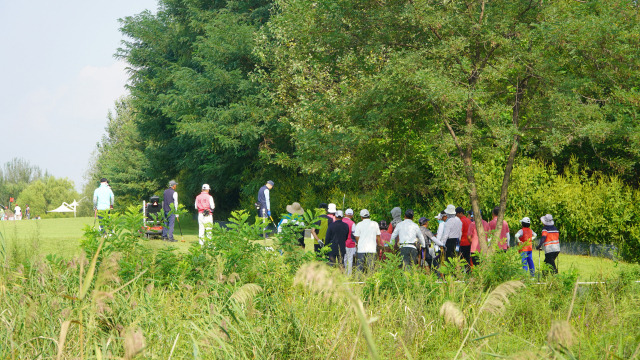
[257, 180, 274, 219]
[162, 180, 179, 242]
[93, 177, 114, 233]
[195, 184, 215, 245]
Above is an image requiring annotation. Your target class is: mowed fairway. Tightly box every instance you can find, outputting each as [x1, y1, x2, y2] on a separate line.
[1, 217, 638, 280]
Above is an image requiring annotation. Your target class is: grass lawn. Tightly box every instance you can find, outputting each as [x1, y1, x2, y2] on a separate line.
[1, 217, 638, 280]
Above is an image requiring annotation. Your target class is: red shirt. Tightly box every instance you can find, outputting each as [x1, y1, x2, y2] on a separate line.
[518, 227, 533, 252]
[343, 217, 356, 248]
[469, 220, 490, 253]
[458, 215, 472, 246]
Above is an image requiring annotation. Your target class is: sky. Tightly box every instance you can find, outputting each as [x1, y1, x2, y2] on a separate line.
[0, 0, 158, 191]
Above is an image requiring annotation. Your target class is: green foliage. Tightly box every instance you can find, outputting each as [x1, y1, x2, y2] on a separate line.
[0, 157, 47, 207]
[16, 176, 79, 219]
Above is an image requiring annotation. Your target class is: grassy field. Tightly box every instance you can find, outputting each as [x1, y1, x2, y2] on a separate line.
[1, 217, 638, 280]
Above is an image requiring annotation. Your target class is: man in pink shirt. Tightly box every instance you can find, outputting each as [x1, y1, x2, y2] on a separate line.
[468, 210, 490, 266]
[342, 209, 357, 275]
[489, 206, 510, 251]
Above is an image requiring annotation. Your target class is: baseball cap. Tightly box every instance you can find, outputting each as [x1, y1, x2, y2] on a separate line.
[419, 217, 428, 225]
[267, 180, 275, 186]
[169, 180, 178, 187]
[345, 208, 354, 216]
[202, 184, 210, 190]
[520, 217, 531, 224]
[360, 209, 370, 218]
[327, 203, 337, 213]
[335, 210, 344, 218]
[100, 178, 108, 183]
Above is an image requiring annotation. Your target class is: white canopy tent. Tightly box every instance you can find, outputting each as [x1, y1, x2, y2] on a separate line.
[48, 200, 80, 217]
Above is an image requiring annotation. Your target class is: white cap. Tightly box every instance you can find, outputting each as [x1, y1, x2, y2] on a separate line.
[360, 209, 370, 218]
[335, 210, 344, 218]
[444, 204, 456, 215]
[327, 203, 337, 213]
[345, 208, 354, 216]
[520, 217, 531, 224]
[202, 184, 210, 190]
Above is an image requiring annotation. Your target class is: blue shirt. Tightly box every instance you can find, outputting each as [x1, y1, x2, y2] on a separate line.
[93, 183, 114, 210]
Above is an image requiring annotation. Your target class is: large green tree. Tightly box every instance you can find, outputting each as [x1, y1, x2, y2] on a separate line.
[16, 176, 79, 218]
[117, 0, 274, 213]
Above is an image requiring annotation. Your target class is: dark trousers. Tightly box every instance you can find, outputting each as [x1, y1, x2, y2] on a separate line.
[459, 245, 471, 264]
[544, 251, 559, 274]
[162, 214, 176, 240]
[356, 253, 376, 273]
[400, 247, 418, 269]
[470, 252, 480, 267]
[445, 238, 458, 262]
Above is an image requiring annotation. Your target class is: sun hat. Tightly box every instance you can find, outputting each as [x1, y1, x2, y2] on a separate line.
[286, 202, 304, 215]
[520, 216, 531, 224]
[541, 214, 554, 226]
[169, 180, 178, 187]
[444, 204, 456, 215]
[327, 203, 337, 213]
[418, 217, 428, 225]
[202, 184, 210, 190]
[345, 208, 354, 216]
[335, 210, 344, 218]
[360, 209, 370, 218]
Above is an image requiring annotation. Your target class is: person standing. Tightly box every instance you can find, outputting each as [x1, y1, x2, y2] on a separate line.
[342, 209, 357, 275]
[25, 204, 31, 220]
[195, 184, 215, 245]
[537, 214, 560, 274]
[468, 210, 490, 267]
[434, 205, 462, 263]
[515, 217, 536, 276]
[390, 209, 425, 268]
[312, 203, 333, 253]
[93, 178, 115, 232]
[0, 206, 4, 221]
[325, 210, 350, 266]
[354, 209, 381, 273]
[419, 217, 435, 269]
[489, 206, 510, 251]
[278, 202, 306, 247]
[388, 207, 402, 234]
[14, 204, 22, 220]
[456, 207, 473, 269]
[257, 180, 274, 219]
[162, 180, 179, 242]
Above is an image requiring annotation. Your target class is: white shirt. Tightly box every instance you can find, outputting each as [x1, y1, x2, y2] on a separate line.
[436, 216, 463, 244]
[432, 221, 446, 247]
[354, 219, 381, 253]
[14, 205, 21, 215]
[390, 219, 425, 249]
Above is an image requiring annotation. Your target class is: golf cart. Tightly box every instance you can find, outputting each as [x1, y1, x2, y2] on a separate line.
[142, 196, 164, 238]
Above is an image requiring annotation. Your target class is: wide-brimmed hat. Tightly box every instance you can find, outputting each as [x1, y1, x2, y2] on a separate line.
[540, 214, 554, 226]
[286, 202, 304, 215]
[444, 204, 456, 215]
[169, 180, 178, 187]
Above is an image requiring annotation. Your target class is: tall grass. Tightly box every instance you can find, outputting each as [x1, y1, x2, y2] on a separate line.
[0, 210, 639, 358]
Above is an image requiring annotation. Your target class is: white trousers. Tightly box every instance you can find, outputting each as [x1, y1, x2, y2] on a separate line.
[344, 247, 357, 275]
[198, 212, 213, 245]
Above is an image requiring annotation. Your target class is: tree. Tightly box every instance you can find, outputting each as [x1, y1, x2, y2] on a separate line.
[0, 158, 46, 206]
[16, 176, 79, 218]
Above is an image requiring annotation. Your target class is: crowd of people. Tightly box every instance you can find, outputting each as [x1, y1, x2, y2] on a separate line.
[265, 181, 561, 276]
[0, 203, 33, 220]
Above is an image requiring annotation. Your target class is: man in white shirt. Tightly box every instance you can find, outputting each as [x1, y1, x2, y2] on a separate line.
[390, 209, 425, 268]
[354, 209, 381, 273]
[14, 205, 22, 220]
[434, 204, 463, 262]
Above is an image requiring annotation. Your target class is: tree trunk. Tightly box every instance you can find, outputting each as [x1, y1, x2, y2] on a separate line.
[494, 77, 528, 246]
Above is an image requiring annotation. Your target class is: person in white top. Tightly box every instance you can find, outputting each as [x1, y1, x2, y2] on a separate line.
[195, 184, 216, 245]
[14, 205, 22, 220]
[354, 209, 381, 273]
[434, 204, 463, 262]
[390, 209, 425, 268]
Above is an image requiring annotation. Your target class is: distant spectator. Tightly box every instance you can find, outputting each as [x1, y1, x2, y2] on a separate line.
[93, 178, 115, 233]
[489, 206, 510, 251]
[25, 204, 30, 220]
[354, 209, 381, 273]
[14, 205, 22, 220]
[537, 214, 560, 274]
